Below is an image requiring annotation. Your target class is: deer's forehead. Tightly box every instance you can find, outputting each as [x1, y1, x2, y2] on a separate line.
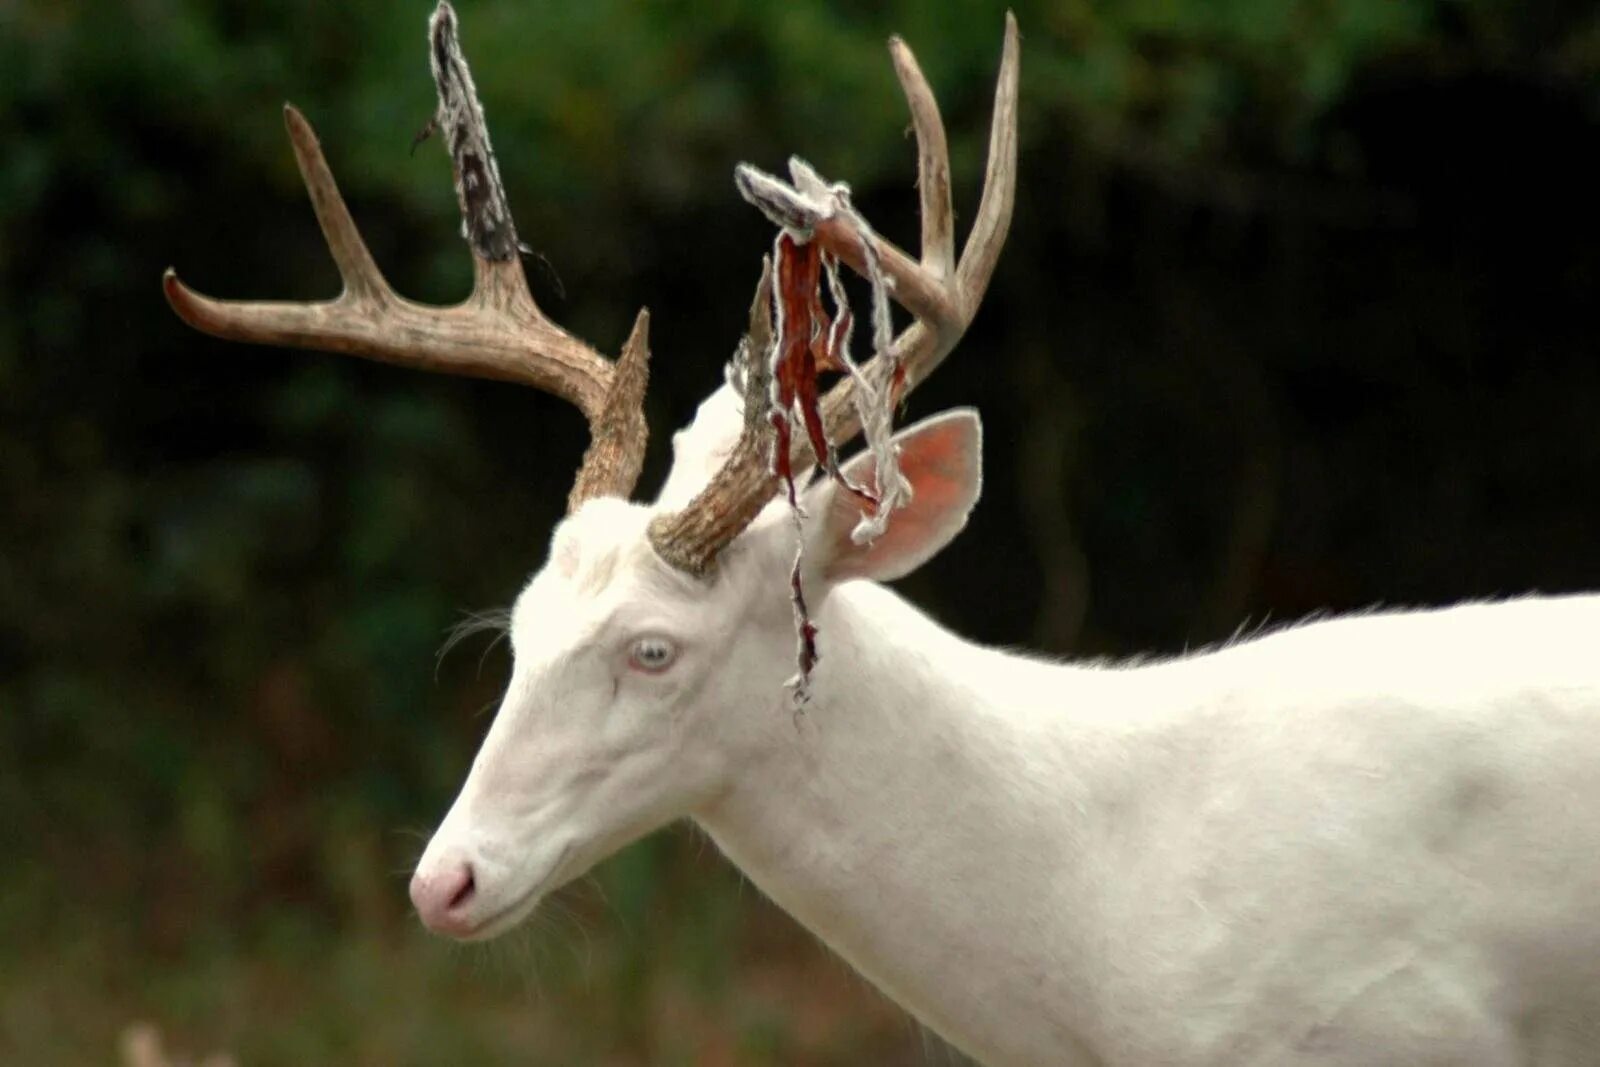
[511, 503, 702, 645]
[546, 500, 656, 584]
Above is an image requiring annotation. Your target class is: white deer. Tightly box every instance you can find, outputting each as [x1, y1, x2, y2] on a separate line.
[166, 5, 1600, 1065]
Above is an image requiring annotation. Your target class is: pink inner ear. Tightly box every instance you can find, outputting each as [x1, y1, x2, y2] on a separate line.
[824, 411, 980, 584]
[900, 418, 969, 510]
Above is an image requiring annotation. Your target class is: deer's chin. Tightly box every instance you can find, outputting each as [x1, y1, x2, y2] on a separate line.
[453, 885, 543, 942]
[453, 839, 577, 943]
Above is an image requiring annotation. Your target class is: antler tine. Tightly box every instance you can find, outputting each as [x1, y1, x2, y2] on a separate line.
[569, 309, 651, 512]
[164, 1, 651, 509]
[649, 13, 1020, 576]
[955, 11, 1022, 315]
[889, 31, 955, 281]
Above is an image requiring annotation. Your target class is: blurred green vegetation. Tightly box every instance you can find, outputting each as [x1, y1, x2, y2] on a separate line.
[3, 0, 1598, 1062]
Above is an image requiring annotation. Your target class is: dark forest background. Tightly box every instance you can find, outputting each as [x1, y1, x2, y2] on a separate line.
[3, 1, 1598, 1063]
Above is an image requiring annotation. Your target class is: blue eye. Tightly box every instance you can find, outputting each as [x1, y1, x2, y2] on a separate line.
[628, 636, 678, 673]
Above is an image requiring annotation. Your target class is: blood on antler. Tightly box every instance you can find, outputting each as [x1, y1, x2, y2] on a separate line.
[163, 2, 649, 514]
[647, 14, 1020, 576]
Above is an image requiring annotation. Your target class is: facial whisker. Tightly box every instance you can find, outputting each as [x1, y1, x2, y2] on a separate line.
[435, 606, 514, 680]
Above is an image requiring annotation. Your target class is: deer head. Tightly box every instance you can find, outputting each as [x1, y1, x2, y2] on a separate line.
[165, 2, 1017, 940]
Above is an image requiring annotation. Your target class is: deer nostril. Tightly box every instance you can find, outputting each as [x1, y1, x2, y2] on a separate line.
[446, 865, 476, 912]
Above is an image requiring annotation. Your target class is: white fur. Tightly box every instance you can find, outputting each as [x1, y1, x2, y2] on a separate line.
[653, 382, 745, 510]
[413, 402, 1600, 1066]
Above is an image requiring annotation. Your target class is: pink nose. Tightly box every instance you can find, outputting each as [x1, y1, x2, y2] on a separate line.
[410, 859, 477, 936]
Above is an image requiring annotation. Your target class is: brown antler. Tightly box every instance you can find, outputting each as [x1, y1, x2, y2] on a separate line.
[163, 1, 650, 512]
[648, 13, 1020, 575]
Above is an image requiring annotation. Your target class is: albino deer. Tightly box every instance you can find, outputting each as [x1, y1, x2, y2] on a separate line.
[166, 5, 1600, 1065]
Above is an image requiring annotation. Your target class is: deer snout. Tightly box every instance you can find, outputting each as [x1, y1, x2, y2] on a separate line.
[410, 856, 478, 936]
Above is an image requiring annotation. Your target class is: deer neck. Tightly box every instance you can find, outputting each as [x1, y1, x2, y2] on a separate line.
[693, 580, 1111, 1067]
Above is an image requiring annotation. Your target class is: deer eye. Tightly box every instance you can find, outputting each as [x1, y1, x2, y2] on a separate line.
[628, 636, 678, 674]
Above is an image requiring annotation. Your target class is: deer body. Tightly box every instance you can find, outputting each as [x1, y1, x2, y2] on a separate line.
[696, 581, 1600, 1065]
[409, 400, 1600, 1064]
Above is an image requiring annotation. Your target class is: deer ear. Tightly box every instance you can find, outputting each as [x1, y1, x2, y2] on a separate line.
[802, 409, 982, 585]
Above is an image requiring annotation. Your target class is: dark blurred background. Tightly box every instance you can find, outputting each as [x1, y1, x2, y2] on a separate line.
[3, 1, 1598, 1063]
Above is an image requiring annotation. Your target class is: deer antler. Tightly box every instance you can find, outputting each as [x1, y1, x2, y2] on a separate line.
[163, 1, 650, 513]
[648, 13, 1020, 576]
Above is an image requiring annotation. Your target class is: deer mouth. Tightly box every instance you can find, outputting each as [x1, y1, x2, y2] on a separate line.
[454, 840, 576, 942]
